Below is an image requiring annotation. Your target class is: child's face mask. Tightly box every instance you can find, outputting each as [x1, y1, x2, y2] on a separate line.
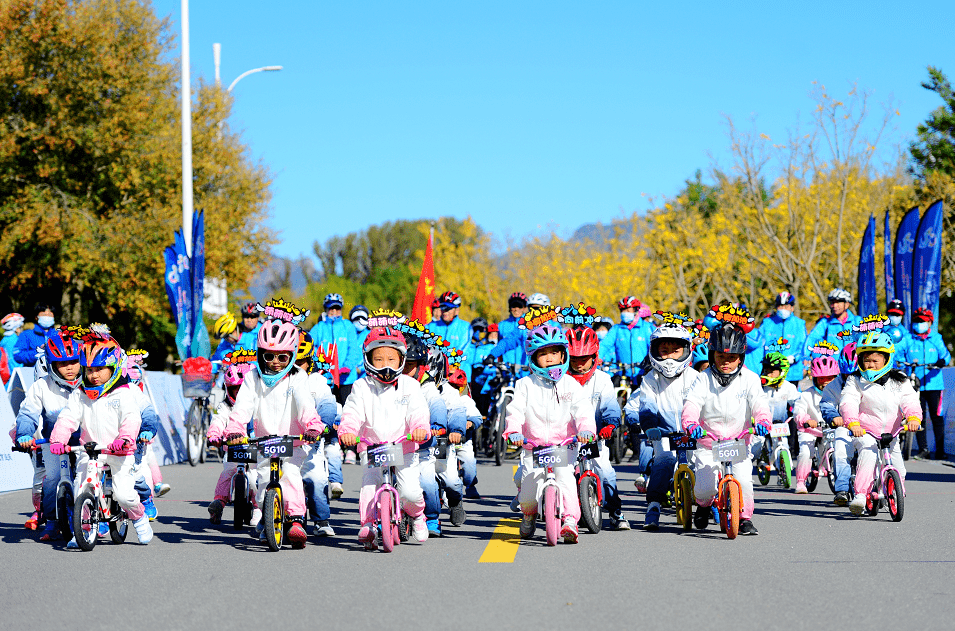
[913, 322, 929, 334]
[596, 330, 607, 340]
[888, 315, 903, 326]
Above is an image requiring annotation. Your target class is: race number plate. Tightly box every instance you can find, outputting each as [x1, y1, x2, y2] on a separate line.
[578, 442, 600, 460]
[367, 443, 404, 468]
[257, 436, 293, 459]
[711, 440, 748, 464]
[823, 429, 835, 442]
[770, 423, 791, 438]
[434, 437, 450, 460]
[227, 444, 258, 464]
[532, 445, 566, 468]
[670, 435, 698, 451]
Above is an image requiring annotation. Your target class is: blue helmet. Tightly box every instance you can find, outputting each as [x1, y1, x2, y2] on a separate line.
[525, 323, 569, 383]
[45, 331, 82, 389]
[839, 342, 858, 375]
[856, 332, 895, 383]
[693, 342, 709, 368]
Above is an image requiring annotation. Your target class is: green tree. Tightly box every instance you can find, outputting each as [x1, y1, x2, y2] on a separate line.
[910, 66, 955, 178]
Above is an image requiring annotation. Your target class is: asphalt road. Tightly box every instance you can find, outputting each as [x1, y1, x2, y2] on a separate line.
[2, 452, 954, 631]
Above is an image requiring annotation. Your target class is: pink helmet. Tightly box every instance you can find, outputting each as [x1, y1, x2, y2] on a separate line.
[363, 327, 407, 385]
[810, 356, 839, 378]
[224, 361, 254, 387]
[257, 319, 299, 352]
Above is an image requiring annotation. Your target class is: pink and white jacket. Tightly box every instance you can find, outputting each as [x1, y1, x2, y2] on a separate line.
[681, 367, 770, 448]
[338, 375, 430, 454]
[504, 373, 596, 446]
[224, 367, 323, 438]
[51, 384, 142, 450]
[796, 388, 825, 437]
[839, 373, 921, 436]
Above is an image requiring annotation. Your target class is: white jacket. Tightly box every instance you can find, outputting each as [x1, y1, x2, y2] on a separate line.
[15, 375, 75, 440]
[839, 373, 921, 436]
[762, 381, 806, 423]
[576, 369, 619, 428]
[338, 375, 430, 453]
[225, 367, 322, 438]
[627, 367, 699, 432]
[797, 388, 824, 436]
[504, 373, 596, 446]
[51, 385, 143, 447]
[681, 367, 770, 448]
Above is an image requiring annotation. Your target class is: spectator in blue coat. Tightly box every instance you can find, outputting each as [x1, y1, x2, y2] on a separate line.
[426, 290, 474, 380]
[14, 302, 58, 367]
[804, 288, 862, 358]
[904, 308, 951, 460]
[603, 296, 652, 380]
[2, 312, 25, 374]
[758, 291, 807, 386]
[487, 292, 550, 373]
[237, 302, 262, 352]
[309, 293, 361, 404]
[593, 317, 615, 365]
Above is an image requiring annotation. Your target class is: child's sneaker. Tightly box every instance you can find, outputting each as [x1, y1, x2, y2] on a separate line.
[509, 494, 521, 512]
[795, 482, 808, 494]
[66, 537, 79, 549]
[153, 483, 171, 497]
[449, 501, 467, 526]
[426, 518, 442, 538]
[848, 493, 867, 515]
[132, 515, 153, 544]
[312, 520, 335, 537]
[288, 519, 307, 549]
[519, 512, 537, 540]
[98, 522, 110, 539]
[465, 485, 481, 500]
[412, 515, 429, 542]
[643, 503, 660, 531]
[39, 520, 61, 541]
[330, 482, 344, 499]
[344, 450, 357, 465]
[143, 497, 158, 521]
[611, 511, 632, 531]
[207, 499, 224, 524]
[24, 511, 40, 530]
[250, 507, 262, 529]
[358, 524, 378, 550]
[560, 518, 578, 544]
[739, 519, 759, 535]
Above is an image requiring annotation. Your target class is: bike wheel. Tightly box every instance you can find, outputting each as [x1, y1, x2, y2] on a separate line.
[886, 470, 904, 522]
[756, 454, 771, 486]
[494, 400, 508, 466]
[577, 476, 602, 534]
[543, 485, 559, 546]
[57, 488, 74, 541]
[725, 482, 741, 540]
[779, 450, 793, 489]
[233, 473, 247, 531]
[72, 491, 98, 551]
[186, 400, 203, 467]
[612, 427, 624, 465]
[380, 493, 395, 553]
[826, 451, 836, 494]
[806, 458, 819, 493]
[865, 486, 879, 517]
[263, 487, 284, 551]
[198, 408, 210, 464]
[676, 473, 694, 532]
[109, 502, 128, 545]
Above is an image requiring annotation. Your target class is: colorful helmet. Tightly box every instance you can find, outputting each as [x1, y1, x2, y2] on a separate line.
[525, 323, 569, 383]
[240, 302, 259, 318]
[637, 304, 652, 319]
[256, 320, 299, 387]
[827, 288, 852, 303]
[887, 299, 904, 316]
[839, 342, 858, 375]
[508, 292, 528, 309]
[426, 345, 450, 385]
[323, 293, 344, 310]
[913, 307, 934, 323]
[566, 326, 600, 385]
[775, 291, 796, 306]
[404, 333, 430, 365]
[810, 356, 839, 379]
[223, 360, 254, 404]
[430, 297, 441, 310]
[692, 342, 709, 368]
[617, 296, 641, 310]
[45, 332, 82, 389]
[527, 293, 550, 307]
[649, 323, 693, 379]
[760, 352, 790, 387]
[363, 327, 407, 385]
[707, 322, 746, 387]
[297, 331, 315, 369]
[856, 331, 895, 383]
[80, 335, 126, 401]
[2, 312, 24, 332]
[123, 352, 147, 387]
[438, 291, 461, 309]
[214, 312, 238, 338]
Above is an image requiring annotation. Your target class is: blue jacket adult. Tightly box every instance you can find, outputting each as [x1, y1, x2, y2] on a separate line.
[211, 338, 237, 365]
[1, 333, 21, 371]
[237, 321, 261, 352]
[804, 310, 862, 357]
[743, 328, 765, 375]
[597, 335, 614, 365]
[758, 313, 807, 382]
[496, 315, 527, 366]
[488, 327, 530, 377]
[603, 318, 651, 377]
[883, 323, 911, 369]
[354, 326, 369, 377]
[904, 331, 951, 391]
[426, 317, 474, 380]
[14, 323, 56, 366]
[309, 317, 361, 386]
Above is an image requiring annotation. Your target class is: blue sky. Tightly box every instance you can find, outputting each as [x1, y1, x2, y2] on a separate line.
[155, 1, 955, 262]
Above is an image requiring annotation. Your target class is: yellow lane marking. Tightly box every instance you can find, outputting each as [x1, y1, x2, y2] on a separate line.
[478, 465, 522, 564]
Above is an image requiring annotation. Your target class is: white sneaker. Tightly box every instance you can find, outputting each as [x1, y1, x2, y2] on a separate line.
[133, 516, 153, 544]
[153, 483, 171, 497]
[634, 475, 647, 494]
[344, 451, 357, 465]
[330, 482, 344, 499]
[412, 515, 429, 542]
[250, 508, 262, 529]
[312, 521, 335, 537]
[848, 493, 867, 515]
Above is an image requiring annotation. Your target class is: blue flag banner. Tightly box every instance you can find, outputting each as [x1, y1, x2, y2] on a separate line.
[913, 199, 944, 333]
[164, 229, 193, 361]
[190, 210, 211, 358]
[894, 206, 920, 331]
[858, 214, 877, 318]
[883, 209, 894, 307]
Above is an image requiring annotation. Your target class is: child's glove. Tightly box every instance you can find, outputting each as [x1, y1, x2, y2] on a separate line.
[598, 426, 614, 440]
[578, 431, 596, 443]
[16, 435, 35, 449]
[50, 442, 68, 455]
[507, 433, 525, 447]
[303, 428, 324, 443]
[139, 430, 155, 442]
[754, 423, 770, 437]
[206, 427, 223, 444]
[225, 433, 245, 445]
[108, 438, 131, 453]
[686, 424, 705, 439]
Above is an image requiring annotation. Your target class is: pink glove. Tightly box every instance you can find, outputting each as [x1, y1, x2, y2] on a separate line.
[108, 438, 131, 453]
[50, 442, 69, 455]
[206, 426, 223, 444]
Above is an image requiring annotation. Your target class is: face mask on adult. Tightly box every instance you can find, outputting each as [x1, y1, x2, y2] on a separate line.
[620, 312, 635, 324]
[888, 315, 903, 327]
[776, 308, 792, 321]
[596, 330, 607, 340]
[353, 319, 367, 332]
[37, 316, 55, 329]
[328, 315, 342, 323]
[913, 322, 929, 334]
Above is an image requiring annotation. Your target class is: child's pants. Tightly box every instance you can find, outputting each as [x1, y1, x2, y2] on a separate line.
[455, 439, 478, 489]
[851, 434, 906, 496]
[325, 435, 343, 486]
[73, 452, 145, 521]
[643, 438, 674, 508]
[32, 449, 45, 514]
[517, 448, 580, 523]
[300, 442, 331, 523]
[40, 443, 69, 520]
[833, 426, 856, 493]
[795, 428, 822, 485]
[692, 449, 755, 520]
[359, 450, 424, 525]
[213, 460, 258, 505]
[255, 447, 307, 517]
[592, 441, 622, 513]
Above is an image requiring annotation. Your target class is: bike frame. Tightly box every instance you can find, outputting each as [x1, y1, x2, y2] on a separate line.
[371, 454, 403, 532]
[867, 429, 907, 502]
[576, 447, 603, 505]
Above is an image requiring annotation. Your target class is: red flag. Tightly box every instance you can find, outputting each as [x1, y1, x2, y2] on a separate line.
[412, 227, 436, 323]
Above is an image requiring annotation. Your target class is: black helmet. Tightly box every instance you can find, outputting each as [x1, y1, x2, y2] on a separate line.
[707, 322, 747, 387]
[405, 333, 429, 364]
[470, 317, 488, 333]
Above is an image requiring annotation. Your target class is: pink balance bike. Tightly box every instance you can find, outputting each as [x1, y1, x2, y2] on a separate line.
[524, 437, 578, 546]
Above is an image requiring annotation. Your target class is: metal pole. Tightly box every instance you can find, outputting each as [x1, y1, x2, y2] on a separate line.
[213, 42, 221, 86]
[227, 66, 283, 93]
[181, 0, 194, 257]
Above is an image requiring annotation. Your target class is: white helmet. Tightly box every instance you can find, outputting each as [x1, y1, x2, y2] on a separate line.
[527, 293, 550, 307]
[649, 323, 693, 379]
[827, 288, 852, 303]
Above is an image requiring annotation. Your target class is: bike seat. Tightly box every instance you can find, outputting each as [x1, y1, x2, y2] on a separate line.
[646, 428, 664, 441]
[879, 433, 894, 449]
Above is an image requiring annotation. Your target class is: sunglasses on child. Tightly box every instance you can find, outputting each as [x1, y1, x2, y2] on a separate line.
[262, 352, 291, 363]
